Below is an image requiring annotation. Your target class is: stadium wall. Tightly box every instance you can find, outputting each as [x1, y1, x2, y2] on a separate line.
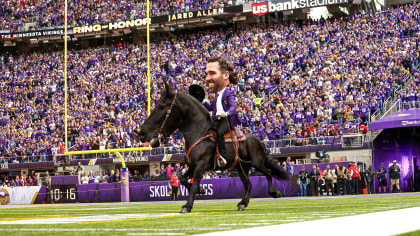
[309, 149, 372, 164]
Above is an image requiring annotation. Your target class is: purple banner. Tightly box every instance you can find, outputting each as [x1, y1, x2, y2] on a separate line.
[370, 109, 420, 130]
[77, 176, 295, 203]
[98, 183, 121, 202]
[77, 184, 98, 203]
[33, 185, 47, 204]
[51, 176, 79, 185]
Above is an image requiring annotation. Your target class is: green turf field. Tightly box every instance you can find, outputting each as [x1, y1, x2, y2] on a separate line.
[1, 194, 420, 235]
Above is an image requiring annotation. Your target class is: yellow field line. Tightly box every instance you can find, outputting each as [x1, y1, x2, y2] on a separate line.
[0, 214, 91, 222]
[81, 212, 221, 224]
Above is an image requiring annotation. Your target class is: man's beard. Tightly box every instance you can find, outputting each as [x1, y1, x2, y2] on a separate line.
[210, 82, 221, 93]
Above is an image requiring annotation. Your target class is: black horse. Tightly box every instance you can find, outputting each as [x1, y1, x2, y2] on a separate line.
[138, 81, 289, 213]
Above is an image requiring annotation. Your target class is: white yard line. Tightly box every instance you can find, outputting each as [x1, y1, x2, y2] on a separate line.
[199, 207, 420, 236]
[0, 228, 231, 232]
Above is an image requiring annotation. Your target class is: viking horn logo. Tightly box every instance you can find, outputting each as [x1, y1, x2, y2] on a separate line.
[0, 188, 11, 205]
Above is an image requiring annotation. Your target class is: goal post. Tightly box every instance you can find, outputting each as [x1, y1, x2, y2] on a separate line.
[63, 0, 152, 157]
[63, 0, 153, 203]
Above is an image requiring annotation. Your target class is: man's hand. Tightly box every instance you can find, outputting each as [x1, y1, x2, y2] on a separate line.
[221, 112, 229, 118]
[209, 94, 215, 100]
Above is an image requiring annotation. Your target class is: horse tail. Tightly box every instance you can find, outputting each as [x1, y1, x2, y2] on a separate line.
[265, 155, 290, 181]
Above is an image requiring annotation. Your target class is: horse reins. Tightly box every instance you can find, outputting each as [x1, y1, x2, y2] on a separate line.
[157, 90, 178, 144]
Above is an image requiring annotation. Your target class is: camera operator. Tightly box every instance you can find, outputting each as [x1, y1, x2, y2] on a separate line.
[323, 164, 336, 196]
[336, 166, 347, 195]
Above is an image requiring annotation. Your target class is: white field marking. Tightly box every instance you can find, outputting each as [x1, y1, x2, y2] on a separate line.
[285, 216, 315, 219]
[199, 207, 420, 236]
[273, 220, 303, 222]
[126, 233, 185, 236]
[0, 228, 231, 232]
[48, 207, 133, 211]
[203, 213, 276, 217]
[219, 223, 272, 226]
[0, 213, 180, 225]
[310, 213, 344, 215]
[257, 220, 297, 222]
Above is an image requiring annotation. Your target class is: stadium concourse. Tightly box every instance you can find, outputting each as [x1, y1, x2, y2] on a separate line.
[1, 3, 419, 164]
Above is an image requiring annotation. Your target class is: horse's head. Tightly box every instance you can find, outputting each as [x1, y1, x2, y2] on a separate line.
[138, 80, 181, 148]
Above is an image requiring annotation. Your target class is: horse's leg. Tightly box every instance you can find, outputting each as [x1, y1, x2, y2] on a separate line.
[245, 135, 282, 198]
[254, 164, 281, 198]
[179, 167, 193, 192]
[180, 164, 207, 213]
[237, 162, 252, 211]
[180, 167, 206, 195]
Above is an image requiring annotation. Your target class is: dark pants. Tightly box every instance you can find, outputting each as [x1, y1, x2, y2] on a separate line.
[337, 179, 346, 195]
[212, 118, 229, 157]
[333, 182, 338, 195]
[311, 179, 319, 196]
[319, 179, 325, 195]
[171, 186, 178, 201]
[351, 178, 359, 195]
[366, 179, 374, 194]
[325, 179, 334, 196]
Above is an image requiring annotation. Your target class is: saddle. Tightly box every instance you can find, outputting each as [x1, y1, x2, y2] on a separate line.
[209, 129, 246, 143]
[185, 129, 246, 170]
[210, 129, 246, 170]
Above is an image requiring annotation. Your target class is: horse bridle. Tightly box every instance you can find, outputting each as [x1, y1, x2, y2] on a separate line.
[156, 89, 178, 144]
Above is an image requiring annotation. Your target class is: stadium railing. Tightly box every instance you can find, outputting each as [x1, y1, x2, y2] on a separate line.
[0, 132, 375, 165]
[370, 64, 419, 123]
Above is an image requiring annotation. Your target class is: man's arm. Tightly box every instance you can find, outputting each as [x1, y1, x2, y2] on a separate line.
[225, 90, 237, 116]
[203, 100, 213, 111]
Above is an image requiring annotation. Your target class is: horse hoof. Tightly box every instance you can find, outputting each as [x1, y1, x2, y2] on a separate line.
[238, 205, 246, 211]
[180, 207, 191, 214]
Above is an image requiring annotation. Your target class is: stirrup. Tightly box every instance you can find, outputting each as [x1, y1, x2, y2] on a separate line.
[218, 156, 227, 167]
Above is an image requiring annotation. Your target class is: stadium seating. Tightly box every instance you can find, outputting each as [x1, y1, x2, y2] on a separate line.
[0, 3, 419, 164]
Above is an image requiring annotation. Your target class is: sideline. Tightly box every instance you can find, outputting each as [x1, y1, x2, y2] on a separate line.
[2, 192, 420, 208]
[199, 206, 420, 236]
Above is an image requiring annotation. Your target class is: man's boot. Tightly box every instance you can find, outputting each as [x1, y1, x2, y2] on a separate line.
[218, 156, 227, 167]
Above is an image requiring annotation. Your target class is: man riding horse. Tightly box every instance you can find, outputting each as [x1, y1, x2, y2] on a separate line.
[138, 57, 289, 213]
[203, 57, 239, 167]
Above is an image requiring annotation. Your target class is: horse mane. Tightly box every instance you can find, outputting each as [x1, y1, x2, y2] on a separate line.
[178, 90, 212, 126]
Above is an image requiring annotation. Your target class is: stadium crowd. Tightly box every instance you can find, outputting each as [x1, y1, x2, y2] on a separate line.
[1, 3, 420, 163]
[0, 0, 241, 32]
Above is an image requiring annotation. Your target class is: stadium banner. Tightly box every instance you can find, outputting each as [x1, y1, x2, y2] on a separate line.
[252, 0, 349, 16]
[1, 6, 243, 40]
[73, 18, 150, 35]
[370, 109, 420, 130]
[76, 176, 296, 203]
[0, 29, 64, 40]
[153, 5, 244, 23]
[0, 186, 43, 205]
